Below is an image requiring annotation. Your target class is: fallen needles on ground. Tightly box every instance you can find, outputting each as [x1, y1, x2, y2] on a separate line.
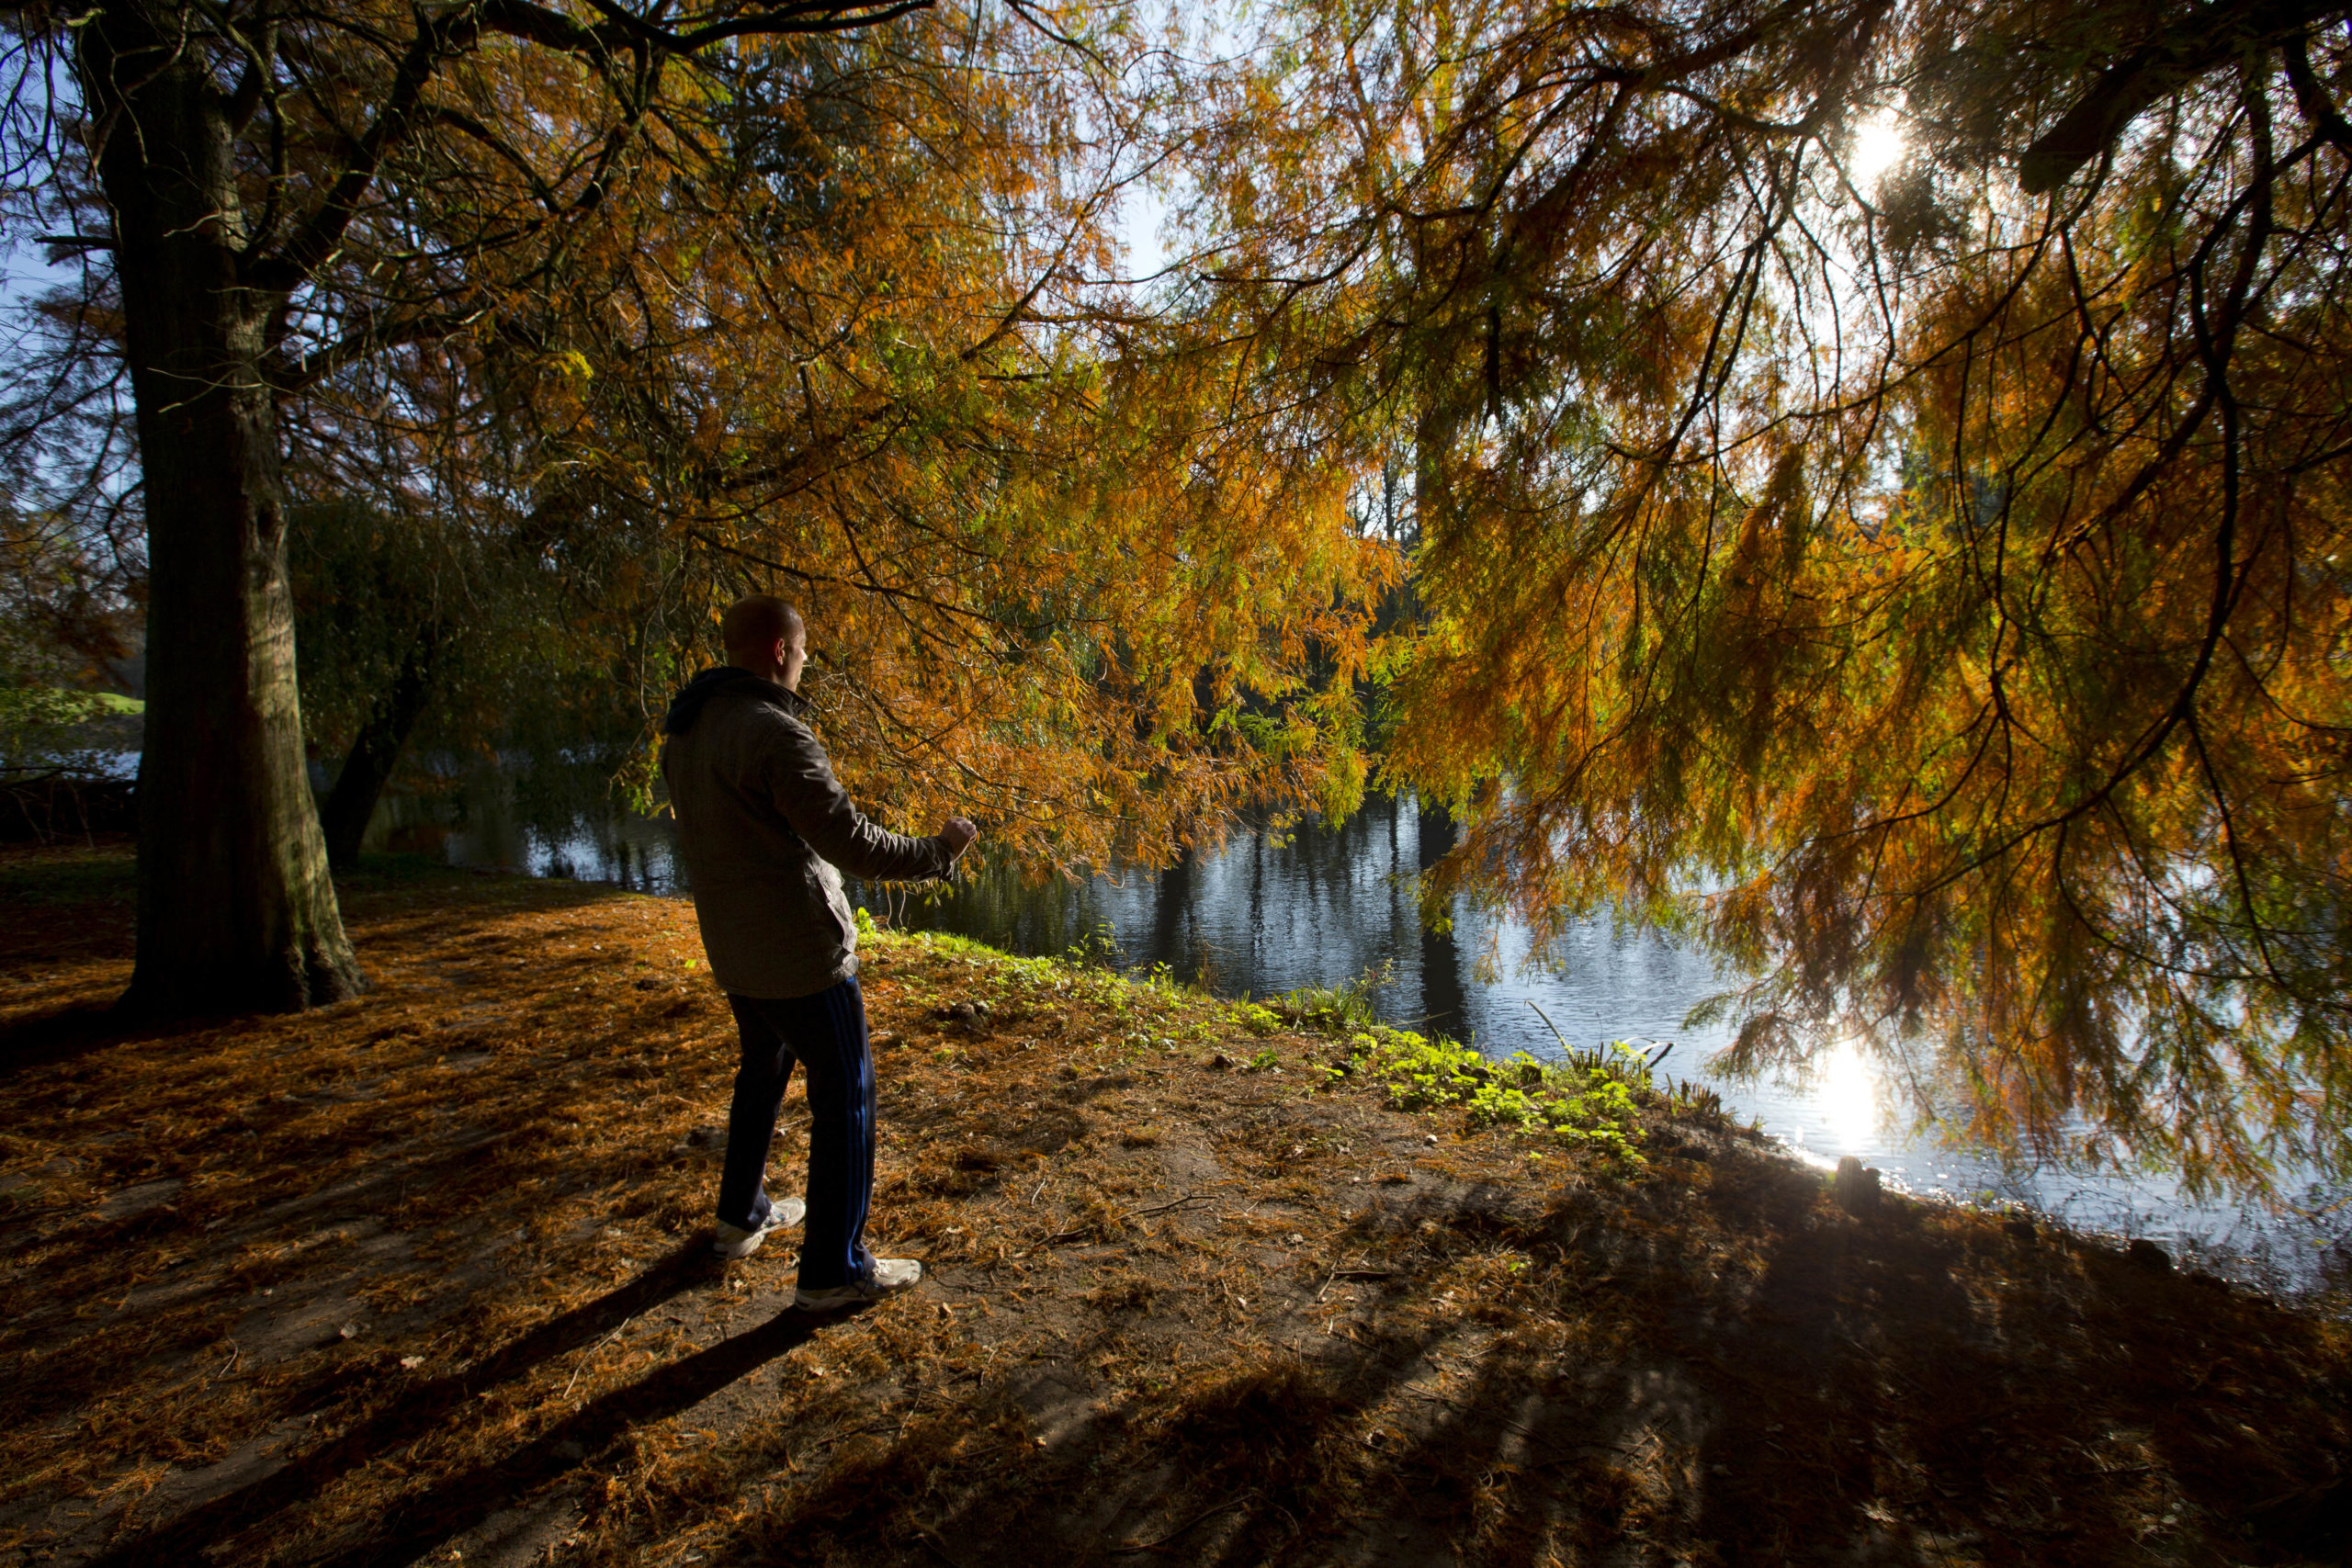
[1, 844, 2345, 1568]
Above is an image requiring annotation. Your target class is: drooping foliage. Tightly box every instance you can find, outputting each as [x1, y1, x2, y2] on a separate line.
[286, 494, 642, 865]
[1174, 0, 2352, 1195]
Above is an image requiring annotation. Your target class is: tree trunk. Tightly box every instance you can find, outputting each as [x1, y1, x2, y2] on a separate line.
[320, 626, 444, 871]
[85, 6, 366, 1015]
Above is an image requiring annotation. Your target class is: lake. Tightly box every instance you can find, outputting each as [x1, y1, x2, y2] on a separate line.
[367, 761, 2349, 1294]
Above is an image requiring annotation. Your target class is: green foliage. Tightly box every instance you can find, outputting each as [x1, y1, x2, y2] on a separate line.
[1263, 964, 1389, 1033]
[1317, 1026, 1680, 1168]
[0, 686, 119, 775]
[288, 499, 631, 776]
[910, 931, 1016, 964]
[1229, 1001, 1283, 1037]
[1062, 920, 1122, 971]
[0, 506, 136, 780]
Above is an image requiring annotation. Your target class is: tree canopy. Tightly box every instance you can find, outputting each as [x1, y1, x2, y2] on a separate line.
[1166, 0, 2352, 1197]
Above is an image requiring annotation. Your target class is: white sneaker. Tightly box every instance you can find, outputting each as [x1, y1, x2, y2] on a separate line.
[712, 1196, 808, 1258]
[793, 1258, 922, 1312]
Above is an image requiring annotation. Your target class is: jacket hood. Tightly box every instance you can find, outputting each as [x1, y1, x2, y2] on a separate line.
[661, 667, 810, 736]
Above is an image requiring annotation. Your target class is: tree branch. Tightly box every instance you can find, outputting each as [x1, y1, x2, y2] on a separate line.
[2018, 0, 2345, 193]
[268, 307, 483, 393]
[246, 6, 475, 291]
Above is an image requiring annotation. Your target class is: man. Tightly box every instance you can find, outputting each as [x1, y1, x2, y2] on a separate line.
[661, 594, 978, 1311]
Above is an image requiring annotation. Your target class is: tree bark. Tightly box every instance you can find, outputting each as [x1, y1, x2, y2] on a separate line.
[85, 4, 366, 1014]
[320, 626, 444, 871]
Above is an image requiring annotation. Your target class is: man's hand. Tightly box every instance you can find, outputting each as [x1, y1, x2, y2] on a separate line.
[940, 818, 978, 857]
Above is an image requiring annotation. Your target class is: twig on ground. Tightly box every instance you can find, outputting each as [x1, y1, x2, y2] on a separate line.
[1317, 1260, 1393, 1302]
[560, 1315, 633, 1400]
[915, 1526, 969, 1568]
[1111, 1491, 1259, 1554]
[1131, 1192, 1206, 1217]
[1046, 1189, 1211, 1243]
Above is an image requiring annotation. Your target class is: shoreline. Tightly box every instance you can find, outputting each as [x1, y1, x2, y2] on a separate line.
[3, 843, 2347, 1565]
[324, 779, 2352, 1296]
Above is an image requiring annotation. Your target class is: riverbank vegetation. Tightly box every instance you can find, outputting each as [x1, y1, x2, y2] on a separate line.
[4, 845, 2346, 1565]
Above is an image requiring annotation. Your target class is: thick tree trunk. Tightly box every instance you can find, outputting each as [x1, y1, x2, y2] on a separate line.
[85, 6, 365, 1014]
[320, 626, 444, 871]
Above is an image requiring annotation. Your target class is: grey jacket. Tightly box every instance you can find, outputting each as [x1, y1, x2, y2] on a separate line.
[661, 670, 955, 998]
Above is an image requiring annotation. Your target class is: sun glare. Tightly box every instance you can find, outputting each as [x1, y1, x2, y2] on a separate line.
[1849, 108, 1907, 192]
[1820, 1035, 1883, 1150]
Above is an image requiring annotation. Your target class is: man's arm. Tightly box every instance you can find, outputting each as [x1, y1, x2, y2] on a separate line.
[762, 718, 963, 881]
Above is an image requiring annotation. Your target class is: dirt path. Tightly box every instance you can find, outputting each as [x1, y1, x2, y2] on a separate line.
[2, 844, 2346, 1566]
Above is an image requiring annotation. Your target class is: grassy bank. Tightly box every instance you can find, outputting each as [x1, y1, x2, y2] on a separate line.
[2, 843, 2346, 1566]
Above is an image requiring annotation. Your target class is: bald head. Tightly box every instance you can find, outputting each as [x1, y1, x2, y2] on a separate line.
[722, 594, 801, 655]
[721, 594, 807, 689]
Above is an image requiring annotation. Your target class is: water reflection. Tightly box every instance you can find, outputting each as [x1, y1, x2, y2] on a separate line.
[360, 753, 680, 894]
[367, 764, 2346, 1293]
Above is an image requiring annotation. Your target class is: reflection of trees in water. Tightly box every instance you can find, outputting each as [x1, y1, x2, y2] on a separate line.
[1415, 801, 1468, 1039]
[503, 748, 633, 848]
[862, 795, 1476, 1037]
[860, 857, 1107, 959]
[392, 765, 1476, 1036]
[605, 835, 662, 892]
[1147, 849, 1197, 978]
[357, 748, 669, 886]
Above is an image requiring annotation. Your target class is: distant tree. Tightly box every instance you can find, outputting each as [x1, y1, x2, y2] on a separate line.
[0, 500, 134, 784]
[287, 495, 626, 867]
[1186, 0, 2352, 1197]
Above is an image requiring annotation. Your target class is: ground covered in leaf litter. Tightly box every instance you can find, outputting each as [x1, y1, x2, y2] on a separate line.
[1, 842, 2347, 1568]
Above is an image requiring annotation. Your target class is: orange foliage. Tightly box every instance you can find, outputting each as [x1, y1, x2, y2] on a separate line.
[273, 5, 1400, 871]
[1176, 0, 2352, 1195]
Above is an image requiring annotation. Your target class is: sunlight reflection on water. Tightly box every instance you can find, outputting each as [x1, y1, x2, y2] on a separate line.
[1816, 1038, 1883, 1155]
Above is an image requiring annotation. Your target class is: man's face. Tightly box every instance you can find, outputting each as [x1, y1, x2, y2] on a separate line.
[779, 622, 808, 691]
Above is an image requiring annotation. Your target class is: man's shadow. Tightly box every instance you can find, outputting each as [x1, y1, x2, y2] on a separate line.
[87, 1246, 840, 1568]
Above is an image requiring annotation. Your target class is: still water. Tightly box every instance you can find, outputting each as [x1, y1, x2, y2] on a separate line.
[370, 765, 2348, 1293]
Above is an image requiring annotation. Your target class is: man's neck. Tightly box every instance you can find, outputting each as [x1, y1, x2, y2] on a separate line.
[728, 660, 794, 691]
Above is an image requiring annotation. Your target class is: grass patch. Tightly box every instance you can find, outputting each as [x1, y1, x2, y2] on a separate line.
[0, 840, 136, 904]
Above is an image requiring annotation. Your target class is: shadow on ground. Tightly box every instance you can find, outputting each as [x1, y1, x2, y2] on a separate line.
[3, 850, 2346, 1568]
[662, 1159, 2351, 1568]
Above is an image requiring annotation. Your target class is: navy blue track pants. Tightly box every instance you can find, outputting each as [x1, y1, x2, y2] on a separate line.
[721, 978, 876, 1290]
